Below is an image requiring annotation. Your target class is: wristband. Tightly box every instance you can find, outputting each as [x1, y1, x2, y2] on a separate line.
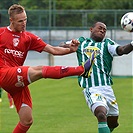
[130, 41, 133, 46]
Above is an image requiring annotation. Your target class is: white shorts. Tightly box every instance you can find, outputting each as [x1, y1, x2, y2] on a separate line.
[83, 85, 119, 116]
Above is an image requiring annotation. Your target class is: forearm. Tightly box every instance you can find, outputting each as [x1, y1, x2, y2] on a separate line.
[117, 43, 133, 55]
[43, 39, 79, 55]
[124, 43, 133, 53]
[43, 44, 73, 55]
[52, 46, 73, 55]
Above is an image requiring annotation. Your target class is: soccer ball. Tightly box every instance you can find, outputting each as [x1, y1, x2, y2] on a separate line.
[121, 12, 133, 32]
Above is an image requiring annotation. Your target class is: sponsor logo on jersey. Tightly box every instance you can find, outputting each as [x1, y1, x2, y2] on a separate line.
[83, 46, 100, 58]
[4, 48, 24, 58]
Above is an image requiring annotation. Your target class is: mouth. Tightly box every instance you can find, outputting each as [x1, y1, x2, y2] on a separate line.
[22, 26, 26, 31]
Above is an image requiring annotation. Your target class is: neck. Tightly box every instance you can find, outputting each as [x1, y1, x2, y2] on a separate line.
[9, 24, 15, 31]
[8, 24, 22, 33]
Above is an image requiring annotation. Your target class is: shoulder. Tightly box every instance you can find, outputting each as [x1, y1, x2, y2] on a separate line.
[23, 31, 36, 37]
[104, 38, 117, 45]
[78, 36, 92, 44]
[23, 31, 41, 40]
[104, 38, 119, 56]
[78, 36, 86, 43]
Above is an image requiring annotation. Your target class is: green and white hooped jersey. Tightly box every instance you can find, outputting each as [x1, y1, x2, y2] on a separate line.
[76, 37, 119, 88]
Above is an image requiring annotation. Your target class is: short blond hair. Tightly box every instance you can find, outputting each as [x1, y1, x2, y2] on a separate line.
[8, 4, 25, 18]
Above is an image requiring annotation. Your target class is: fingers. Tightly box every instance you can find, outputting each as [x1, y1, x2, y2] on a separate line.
[65, 39, 80, 47]
[72, 39, 80, 45]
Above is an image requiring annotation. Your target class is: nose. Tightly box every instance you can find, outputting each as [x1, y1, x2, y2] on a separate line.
[23, 19, 27, 25]
[100, 28, 104, 32]
[100, 28, 106, 34]
[24, 21, 26, 25]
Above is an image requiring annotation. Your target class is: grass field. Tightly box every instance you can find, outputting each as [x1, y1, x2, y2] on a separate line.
[0, 77, 132, 133]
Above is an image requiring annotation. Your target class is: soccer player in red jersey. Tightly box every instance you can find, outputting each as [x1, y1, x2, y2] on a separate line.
[0, 4, 96, 133]
[7, 92, 14, 108]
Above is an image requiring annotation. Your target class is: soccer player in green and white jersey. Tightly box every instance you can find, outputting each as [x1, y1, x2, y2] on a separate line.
[61, 22, 133, 133]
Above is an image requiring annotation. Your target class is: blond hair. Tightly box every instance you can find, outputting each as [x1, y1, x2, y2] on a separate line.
[8, 4, 25, 18]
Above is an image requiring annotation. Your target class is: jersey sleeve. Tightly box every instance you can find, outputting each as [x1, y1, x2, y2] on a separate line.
[27, 32, 47, 52]
[106, 38, 120, 56]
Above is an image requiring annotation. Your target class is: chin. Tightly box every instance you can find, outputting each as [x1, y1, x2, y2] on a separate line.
[96, 38, 103, 42]
[96, 35, 104, 42]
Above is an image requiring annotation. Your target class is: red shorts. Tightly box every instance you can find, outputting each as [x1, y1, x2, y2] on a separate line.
[0, 66, 32, 112]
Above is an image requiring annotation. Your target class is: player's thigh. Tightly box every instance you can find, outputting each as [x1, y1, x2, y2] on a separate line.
[83, 89, 108, 113]
[0, 66, 29, 94]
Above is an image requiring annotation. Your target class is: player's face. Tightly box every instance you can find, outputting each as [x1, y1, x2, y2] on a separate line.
[10, 11, 27, 32]
[90, 22, 107, 42]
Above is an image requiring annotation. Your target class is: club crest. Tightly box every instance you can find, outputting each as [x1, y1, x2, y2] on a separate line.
[13, 38, 19, 47]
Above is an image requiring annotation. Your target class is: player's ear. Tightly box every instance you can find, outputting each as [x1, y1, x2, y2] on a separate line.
[9, 17, 13, 23]
[90, 27, 93, 32]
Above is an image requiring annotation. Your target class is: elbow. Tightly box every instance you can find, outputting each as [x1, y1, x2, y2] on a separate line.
[117, 49, 123, 56]
[116, 47, 126, 56]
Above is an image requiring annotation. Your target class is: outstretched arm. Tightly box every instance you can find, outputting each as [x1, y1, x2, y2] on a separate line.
[116, 42, 133, 56]
[43, 39, 80, 55]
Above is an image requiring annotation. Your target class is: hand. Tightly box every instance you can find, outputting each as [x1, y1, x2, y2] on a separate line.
[69, 39, 80, 52]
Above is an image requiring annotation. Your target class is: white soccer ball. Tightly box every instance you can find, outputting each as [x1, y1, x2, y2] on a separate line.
[121, 12, 133, 32]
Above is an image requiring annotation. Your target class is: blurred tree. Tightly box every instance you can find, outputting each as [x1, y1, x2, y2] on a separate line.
[54, 0, 92, 9]
[0, 0, 132, 29]
[90, 0, 133, 9]
[19, 0, 49, 10]
[0, 0, 133, 10]
[0, 0, 20, 9]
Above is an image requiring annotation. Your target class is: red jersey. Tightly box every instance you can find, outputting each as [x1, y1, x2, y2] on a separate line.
[0, 26, 47, 67]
